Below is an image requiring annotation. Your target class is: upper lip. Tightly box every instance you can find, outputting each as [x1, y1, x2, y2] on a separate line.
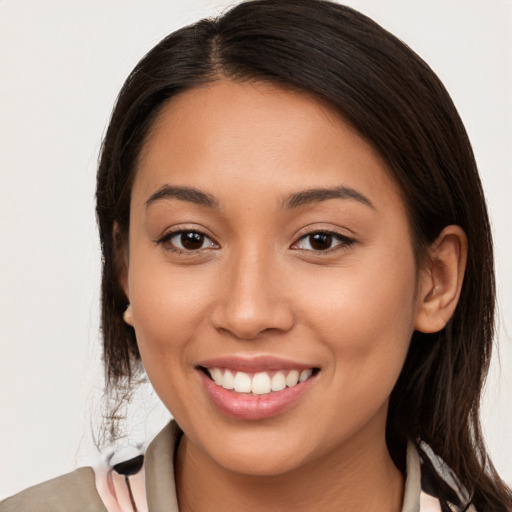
[196, 355, 318, 373]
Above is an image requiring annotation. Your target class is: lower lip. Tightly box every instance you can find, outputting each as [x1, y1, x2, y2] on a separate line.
[197, 370, 316, 420]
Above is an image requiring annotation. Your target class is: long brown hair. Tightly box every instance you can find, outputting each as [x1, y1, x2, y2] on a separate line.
[95, 1, 512, 509]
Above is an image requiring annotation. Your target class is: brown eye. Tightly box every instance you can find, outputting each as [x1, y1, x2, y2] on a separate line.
[159, 230, 217, 252]
[180, 232, 206, 250]
[309, 233, 333, 251]
[293, 231, 354, 252]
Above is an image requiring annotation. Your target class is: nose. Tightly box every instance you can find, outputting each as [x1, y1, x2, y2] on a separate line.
[210, 248, 295, 340]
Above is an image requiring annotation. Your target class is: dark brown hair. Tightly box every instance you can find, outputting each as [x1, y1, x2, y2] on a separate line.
[95, 1, 511, 510]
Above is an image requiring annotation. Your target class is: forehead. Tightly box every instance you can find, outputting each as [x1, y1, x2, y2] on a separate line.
[133, 79, 404, 214]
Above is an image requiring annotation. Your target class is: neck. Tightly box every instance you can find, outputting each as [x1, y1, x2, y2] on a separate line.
[175, 424, 404, 512]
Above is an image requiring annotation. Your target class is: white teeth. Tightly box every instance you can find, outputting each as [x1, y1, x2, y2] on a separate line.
[234, 371, 252, 393]
[252, 372, 271, 394]
[299, 369, 312, 382]
[222, 369, 235, 389]
[285, 370, 299, 387]
[210, 368, 223, 386]
[271, 371, 286, 392]
[207, 367, 315, 394]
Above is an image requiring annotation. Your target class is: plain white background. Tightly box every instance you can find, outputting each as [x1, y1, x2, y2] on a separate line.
[0, 0, 511, 499]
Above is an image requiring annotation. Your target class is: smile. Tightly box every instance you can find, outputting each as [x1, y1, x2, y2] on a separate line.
[204, 367, 315, 395]
[197, 361, 320, 420]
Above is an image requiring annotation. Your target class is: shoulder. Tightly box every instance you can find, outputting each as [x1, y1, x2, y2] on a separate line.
[0, 467, 106, 512]
[0, 421, 180, 512]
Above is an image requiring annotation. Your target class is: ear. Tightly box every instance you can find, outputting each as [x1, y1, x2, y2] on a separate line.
[123, 304, 134, 327]
[414, 225, 468, 333]
[114, 222, 134, 327]
[113, 221, 130, 301]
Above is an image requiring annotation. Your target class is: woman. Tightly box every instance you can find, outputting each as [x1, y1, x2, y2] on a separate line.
[2, 0, 511, 511]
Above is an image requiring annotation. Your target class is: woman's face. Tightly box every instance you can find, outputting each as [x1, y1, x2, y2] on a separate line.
[125, 80, 424, 476]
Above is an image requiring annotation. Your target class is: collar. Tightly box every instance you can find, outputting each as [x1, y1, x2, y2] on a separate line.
[144, 420, 182, 511]
[96, 420, 471, 512]
[142, 421, 433, 512]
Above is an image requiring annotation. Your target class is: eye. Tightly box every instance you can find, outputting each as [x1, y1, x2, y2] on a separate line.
[157, 230, 218, 252]
[292, 231, 354, 252]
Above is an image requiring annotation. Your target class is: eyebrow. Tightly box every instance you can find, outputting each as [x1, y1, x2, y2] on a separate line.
[284, 186, 375, 210]
[145, 185, 219, 209]
[145, 184, 374, 211]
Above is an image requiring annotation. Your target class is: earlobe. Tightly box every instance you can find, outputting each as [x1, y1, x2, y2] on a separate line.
[414, 225, 468, 333]
[113, 222, 133, 326]
[123, 303, 134, 326]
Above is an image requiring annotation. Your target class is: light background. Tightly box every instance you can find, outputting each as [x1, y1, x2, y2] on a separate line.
[0, 0, 511, 499]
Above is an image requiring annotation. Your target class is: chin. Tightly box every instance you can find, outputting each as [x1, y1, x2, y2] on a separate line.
[212, 443, 307, 477]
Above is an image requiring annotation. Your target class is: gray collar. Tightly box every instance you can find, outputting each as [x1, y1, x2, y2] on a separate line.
[144, 421, 424, 512]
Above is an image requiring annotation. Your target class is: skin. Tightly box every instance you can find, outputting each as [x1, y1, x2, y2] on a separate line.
[122, 80, 467, 512]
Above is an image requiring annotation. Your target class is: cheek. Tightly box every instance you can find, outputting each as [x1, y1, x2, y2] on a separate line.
[298, 246, 417, 390]
[127, 259, 215, 368]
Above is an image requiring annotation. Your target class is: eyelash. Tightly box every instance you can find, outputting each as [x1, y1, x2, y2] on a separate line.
[292, 230, 356, 253]
[156, 229, 218, 254]
[156, 229, 355, 255]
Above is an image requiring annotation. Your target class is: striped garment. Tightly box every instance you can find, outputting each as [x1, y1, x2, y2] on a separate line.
[93, 422, 475, 512]
[0, 421, 476, 511]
